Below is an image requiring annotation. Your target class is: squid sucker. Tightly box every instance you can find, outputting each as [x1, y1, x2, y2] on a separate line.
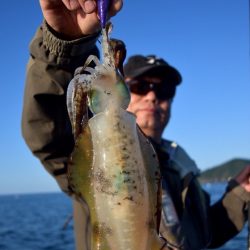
[67, 22, 164, 250]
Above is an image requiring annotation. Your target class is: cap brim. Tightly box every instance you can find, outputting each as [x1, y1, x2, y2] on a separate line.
[126, 64, 182, 86]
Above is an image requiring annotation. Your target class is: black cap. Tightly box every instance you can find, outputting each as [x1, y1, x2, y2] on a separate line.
[124, 55, 182, 86]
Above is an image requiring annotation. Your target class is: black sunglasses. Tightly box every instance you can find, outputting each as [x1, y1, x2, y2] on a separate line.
[125, 79, 175, 100]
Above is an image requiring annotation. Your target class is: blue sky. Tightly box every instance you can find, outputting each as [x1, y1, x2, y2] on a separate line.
[0, 1, 249, 194]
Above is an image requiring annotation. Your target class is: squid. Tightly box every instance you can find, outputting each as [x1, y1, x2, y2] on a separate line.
[66, 2, 165, 249]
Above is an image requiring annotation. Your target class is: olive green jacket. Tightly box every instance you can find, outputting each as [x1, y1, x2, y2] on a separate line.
[22, 22, 250, 250]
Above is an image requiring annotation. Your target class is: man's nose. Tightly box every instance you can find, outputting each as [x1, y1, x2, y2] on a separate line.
[145, 90, 157, 101]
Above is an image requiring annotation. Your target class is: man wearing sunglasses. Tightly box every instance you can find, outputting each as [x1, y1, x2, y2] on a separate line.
[22, 1, 250, 249]
[124, 55, 180, 145]
[123, 55, 250, 248]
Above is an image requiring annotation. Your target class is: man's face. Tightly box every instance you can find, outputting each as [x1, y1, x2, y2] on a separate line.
[126, 76, 173, 143]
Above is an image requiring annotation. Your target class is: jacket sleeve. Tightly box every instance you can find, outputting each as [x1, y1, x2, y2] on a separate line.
[21, 21, 100, 195]
[207, 179, 250, 248]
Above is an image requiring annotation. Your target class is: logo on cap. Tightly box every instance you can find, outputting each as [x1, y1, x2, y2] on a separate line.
[146, 56, 162, 65]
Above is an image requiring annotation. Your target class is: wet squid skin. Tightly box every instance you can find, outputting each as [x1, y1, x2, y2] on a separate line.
[67, 23, 164, 250]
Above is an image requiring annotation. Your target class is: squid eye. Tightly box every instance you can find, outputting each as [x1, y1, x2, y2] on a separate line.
[115, 80, 131, 110]
[88, 77, 131, 115]
[88, 89, 103, 114]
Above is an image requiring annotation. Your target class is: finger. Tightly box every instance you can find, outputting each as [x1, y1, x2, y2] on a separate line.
[242, 165, 250, 177]
[109, 0, 123, 17]
[79, 0, 97, 13]
[62, 0, 97, 13]
[235, 165, 250, 183]
[62, 0, 81, 10]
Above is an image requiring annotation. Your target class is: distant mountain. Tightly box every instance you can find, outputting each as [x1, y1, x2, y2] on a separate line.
[199, 158, 250, 183]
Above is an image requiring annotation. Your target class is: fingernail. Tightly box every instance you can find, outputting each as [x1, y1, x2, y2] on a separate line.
[83, 0, 96, 13]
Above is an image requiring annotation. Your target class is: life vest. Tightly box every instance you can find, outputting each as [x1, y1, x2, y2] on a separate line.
[157, 140, 211, 250]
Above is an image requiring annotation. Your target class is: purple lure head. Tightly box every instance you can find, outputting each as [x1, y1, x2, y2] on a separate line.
[97, 0, 110, 28]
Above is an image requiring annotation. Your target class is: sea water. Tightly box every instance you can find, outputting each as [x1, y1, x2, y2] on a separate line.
[0, 193, 74, 250]
[0, 183, 247, 250]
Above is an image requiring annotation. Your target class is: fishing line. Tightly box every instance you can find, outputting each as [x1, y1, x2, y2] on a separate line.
[247, 5, 250, 250]
[249, 0, 250, 57]
[248, 200, 250, 250]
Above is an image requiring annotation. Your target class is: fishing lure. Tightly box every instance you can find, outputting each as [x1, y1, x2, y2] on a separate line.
[97, 0, 110, 28]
